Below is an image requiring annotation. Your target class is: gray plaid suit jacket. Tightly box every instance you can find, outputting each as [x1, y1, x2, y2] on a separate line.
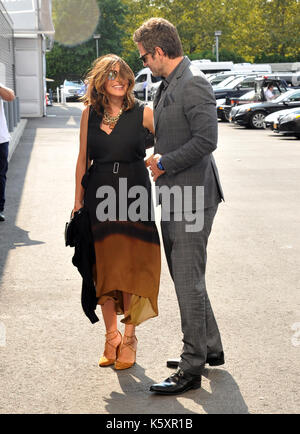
[154, 56, 224, 211]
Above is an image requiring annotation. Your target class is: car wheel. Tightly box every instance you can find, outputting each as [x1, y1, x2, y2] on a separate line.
[249, 111, 266, 129]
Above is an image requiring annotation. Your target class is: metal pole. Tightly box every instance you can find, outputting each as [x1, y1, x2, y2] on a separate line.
[214, 31, 222, 62]
[93, 34, 101, 58]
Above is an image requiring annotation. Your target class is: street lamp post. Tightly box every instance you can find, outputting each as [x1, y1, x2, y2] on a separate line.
[214, 30, 222, 62]
[93, 34, 101, 58]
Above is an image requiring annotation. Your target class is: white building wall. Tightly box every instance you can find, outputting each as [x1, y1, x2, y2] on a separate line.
[15, 36, 44, 117]
[2, 0, 54, 117]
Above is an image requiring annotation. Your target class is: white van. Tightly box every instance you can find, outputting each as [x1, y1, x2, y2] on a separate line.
[134, 68, 162, 101]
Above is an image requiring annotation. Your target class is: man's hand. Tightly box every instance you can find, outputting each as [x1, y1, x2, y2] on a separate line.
[145, 154, 165, 181]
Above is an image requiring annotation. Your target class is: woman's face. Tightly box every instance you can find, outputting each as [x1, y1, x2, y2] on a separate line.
[104, 63, 129, 98]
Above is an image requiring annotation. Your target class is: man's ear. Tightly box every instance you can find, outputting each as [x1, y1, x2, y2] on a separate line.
[155, 47, 165, 57]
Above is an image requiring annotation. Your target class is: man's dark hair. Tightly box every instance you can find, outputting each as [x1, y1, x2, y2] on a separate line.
[133, 17, 183, 59]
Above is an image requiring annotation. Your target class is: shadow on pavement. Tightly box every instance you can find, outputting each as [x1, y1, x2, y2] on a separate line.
[103, 364, 249, 414]
[0, 121, 41, 283]
[0, 103, 82, 286]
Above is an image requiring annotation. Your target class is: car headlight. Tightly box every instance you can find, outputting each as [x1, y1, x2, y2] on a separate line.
[281, 113, 300, 123]
[238, 107, 251, 114]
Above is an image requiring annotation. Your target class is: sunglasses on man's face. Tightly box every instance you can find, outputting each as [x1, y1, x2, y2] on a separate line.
[139, 52, 151, 63]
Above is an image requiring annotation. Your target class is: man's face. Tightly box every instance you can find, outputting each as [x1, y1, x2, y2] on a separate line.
[137, 42, 163, 77]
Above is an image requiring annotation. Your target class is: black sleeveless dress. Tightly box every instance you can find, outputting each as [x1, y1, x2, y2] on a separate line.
[84, 100, 161, 325]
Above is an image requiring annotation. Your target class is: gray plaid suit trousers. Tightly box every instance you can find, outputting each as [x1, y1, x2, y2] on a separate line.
[160, 205, 223, 375]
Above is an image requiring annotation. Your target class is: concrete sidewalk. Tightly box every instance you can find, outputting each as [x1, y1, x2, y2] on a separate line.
[0, 103, 299, 414]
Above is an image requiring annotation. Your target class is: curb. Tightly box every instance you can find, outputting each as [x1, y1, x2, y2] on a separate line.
[8, 119, 28, 162]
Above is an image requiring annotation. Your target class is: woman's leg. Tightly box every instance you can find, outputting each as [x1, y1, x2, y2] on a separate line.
[99, 299, 122, 364]
[115, 292, 137, 369]
[101, 298, 118, 333]
[123, 292, 136, 337]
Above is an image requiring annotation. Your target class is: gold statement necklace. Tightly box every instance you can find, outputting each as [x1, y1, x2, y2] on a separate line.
[102, 106, 123, 130]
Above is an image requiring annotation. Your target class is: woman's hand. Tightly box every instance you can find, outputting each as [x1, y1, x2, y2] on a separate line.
[72, 200, 83, 217]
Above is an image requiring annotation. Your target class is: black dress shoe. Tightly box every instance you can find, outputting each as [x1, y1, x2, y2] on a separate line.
[166, 352, 225, 369]
[0, 212, 5, 222]
[150, 368, 202, 395]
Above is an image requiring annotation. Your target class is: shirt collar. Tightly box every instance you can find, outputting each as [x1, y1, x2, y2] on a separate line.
[163, 57, 185, 88]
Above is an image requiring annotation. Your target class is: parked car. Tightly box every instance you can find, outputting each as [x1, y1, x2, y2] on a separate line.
[229, 89, 300, 129]
[134, 67, 161, 101]
[210, 70, 270, 87]
[62, 79, 84, 101]
[218, 76, 289, 122]
[210, 72, 246, 87]
[263, 107, 300, 130]
[275, 109, 300, 138]
[217, 90, 255, 121]
[213, 75, 258, 101]
[212, 74, 251, 90]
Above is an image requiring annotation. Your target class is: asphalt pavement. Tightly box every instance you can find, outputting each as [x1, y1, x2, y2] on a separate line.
[0, 102, 299, 414]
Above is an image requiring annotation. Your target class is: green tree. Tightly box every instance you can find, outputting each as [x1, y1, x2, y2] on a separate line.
[46, 0, 128, 88]
[47, 0, 300, 86]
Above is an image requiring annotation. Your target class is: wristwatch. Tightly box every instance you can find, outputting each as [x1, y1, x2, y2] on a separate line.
[157, 158, 164, 171]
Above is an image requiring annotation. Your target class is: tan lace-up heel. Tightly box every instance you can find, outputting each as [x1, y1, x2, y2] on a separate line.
[114, 334, 138, 370]
[98, 330, 122, 367]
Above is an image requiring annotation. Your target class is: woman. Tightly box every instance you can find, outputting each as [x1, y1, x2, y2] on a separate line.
[73, 54, 160, 370]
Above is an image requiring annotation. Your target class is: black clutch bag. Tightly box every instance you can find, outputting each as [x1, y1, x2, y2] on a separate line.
[65, 209, 78, 247]
[65, 207, 88, 247]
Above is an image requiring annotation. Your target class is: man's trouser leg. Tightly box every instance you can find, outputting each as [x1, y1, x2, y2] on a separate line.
[161, 205, 223, 375]
[0, 142, 9, 212]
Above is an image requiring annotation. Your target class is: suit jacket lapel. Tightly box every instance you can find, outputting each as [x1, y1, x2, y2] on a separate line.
[153, 81, 165, 130]
[154, 57, 191, 131]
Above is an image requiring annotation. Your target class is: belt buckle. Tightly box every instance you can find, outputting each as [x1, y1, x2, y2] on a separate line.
[113, 162, 119, 174]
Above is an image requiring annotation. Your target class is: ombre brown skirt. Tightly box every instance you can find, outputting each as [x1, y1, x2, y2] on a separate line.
[85, 161, 161, 326]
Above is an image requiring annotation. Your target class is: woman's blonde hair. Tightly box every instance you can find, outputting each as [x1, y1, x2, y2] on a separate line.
[82, 54, 135, 115]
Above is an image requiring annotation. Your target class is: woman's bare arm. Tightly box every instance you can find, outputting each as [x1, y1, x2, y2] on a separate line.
[143, 106, 155, 167]
[143, 105, 154, 134]
[73, 106, 90, 214]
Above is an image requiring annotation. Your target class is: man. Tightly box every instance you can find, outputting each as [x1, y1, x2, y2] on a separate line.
[0, 83, 15, 221]
[134, 18, 225, 395]
[264, 83, 275, 101]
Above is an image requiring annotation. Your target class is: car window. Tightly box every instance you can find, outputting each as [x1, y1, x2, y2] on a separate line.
[135, 74, 147, 83]
[239, 78, 255, 88]
[273, 90, 295, 103]
[210, 77, 224, 86]
[226, 76, 245, 88]
[151, 75, 162, 83]
[287, 92, 300, 102]
[214, 76, 238, 88]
